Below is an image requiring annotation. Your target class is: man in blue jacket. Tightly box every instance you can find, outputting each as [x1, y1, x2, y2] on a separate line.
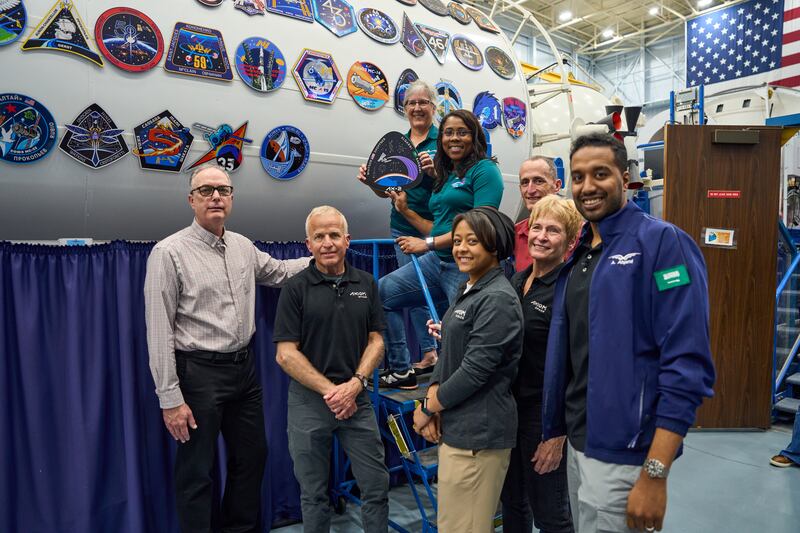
[542, 133, 715, 532]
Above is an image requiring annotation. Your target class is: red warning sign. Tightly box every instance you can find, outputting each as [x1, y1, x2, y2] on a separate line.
[707, 190, 741, 199]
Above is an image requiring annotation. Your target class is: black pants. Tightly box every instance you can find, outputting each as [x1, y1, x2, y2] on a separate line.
[500, 399, 574, 533]
[175, 352, 267, 533]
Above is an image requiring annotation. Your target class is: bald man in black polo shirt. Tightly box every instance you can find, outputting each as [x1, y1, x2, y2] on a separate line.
[274, 205, 389, 533]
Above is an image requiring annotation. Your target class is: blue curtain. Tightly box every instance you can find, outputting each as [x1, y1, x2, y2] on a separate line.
[0, 239, 397, 533]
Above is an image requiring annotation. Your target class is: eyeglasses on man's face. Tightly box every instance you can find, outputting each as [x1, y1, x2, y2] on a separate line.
[442, 128, 472, 138]
[405, 99, 433, 108]
[191, 185, 234, 197]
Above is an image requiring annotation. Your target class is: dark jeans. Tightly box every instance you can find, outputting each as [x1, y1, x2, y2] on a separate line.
[287, 381, 389, 533]
[174, 351, 267, 533]
[501, 399, 573, 533]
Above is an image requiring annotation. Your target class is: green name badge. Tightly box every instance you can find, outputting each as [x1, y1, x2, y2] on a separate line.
[654, 264, 691, 291]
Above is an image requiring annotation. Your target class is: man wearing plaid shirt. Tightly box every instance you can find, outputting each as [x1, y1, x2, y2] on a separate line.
[144, 163, 309, 533]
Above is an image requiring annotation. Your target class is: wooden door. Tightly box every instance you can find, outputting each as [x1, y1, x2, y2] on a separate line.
[663, 125, 782, 429]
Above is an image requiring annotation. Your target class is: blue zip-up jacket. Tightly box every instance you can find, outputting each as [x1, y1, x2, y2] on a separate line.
[542, 201, 716, 466]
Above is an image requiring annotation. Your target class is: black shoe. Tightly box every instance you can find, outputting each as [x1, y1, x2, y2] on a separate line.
[379, 369, 418, 390]
[414, 363, 436, 376]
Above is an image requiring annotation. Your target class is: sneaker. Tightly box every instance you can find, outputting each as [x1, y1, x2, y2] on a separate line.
[770, 454, 795, 467]
[379, 369, 418, 390]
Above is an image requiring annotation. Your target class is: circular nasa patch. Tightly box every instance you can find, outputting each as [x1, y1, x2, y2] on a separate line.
[260, 125, 310, 180]
[95, 7, 164, 72]
[0, 93, 58, 164]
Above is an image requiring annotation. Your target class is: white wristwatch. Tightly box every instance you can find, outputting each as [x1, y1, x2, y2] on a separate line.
[425, 236, 435, 250]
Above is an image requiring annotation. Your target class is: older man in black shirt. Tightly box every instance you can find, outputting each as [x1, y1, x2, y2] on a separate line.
[273, 206, 389, 533]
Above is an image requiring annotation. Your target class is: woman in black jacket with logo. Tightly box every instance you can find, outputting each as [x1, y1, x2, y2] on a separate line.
[500, 195, 583, 533]
[412, 206, 522, 533]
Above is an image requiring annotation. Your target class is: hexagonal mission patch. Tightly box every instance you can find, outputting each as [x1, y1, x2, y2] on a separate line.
[292, 49, 343, 104]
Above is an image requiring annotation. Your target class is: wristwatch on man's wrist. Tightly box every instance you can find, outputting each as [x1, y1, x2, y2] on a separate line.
[354, 373, 368, 390]
[425, 236, 435, 250]
[643, 458, 669, 479]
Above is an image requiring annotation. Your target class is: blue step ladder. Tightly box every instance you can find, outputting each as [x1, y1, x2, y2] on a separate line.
[329, 240, 441, 532]
[773, 221, 800, 416]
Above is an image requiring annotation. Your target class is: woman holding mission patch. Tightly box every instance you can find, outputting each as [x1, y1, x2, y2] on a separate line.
[357, 80, 439, 387]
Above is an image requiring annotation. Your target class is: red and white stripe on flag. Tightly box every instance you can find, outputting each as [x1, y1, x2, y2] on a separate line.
[774, 0, 800, 86]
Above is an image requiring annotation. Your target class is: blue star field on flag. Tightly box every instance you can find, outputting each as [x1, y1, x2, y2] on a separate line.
[687, 0, 784, 87]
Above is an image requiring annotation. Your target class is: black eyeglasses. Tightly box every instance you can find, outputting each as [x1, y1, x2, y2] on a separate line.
[190, 185, 234, 197]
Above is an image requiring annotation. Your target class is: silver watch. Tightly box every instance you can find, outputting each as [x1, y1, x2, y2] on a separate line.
[643, 458, 669, 479]
[425, 236, 435, 250]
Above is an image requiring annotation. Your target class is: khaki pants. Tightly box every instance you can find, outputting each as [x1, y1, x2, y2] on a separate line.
[437, 442, 511, 533]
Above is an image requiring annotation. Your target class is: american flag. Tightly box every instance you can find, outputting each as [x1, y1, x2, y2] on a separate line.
[686, 0, 800, 88]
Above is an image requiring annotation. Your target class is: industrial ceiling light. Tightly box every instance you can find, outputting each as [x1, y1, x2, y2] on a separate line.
[558, 10, 573, 22]
[697, 0, 712, 7]
[649, 6, 659, 16]
[602, 28, 614, 38]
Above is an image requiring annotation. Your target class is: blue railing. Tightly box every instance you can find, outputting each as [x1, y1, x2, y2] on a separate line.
[351, 239, 440, 323]
[774, 220, 800, 405]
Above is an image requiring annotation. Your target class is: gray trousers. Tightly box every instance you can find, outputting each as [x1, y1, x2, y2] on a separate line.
[566, 443, 641, 533]
[287, 381, 389, 533]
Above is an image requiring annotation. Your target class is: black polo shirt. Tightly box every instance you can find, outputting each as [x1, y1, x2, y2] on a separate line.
[273, 260, 385, 384]
[510, 263, 563, 402]
[564, 237, 603, 453]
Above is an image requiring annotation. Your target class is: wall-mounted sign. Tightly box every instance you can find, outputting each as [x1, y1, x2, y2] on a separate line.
[21, 0, 104, 67]
[0, 0, 26, 46]
[133, 110, 194, 173]
[702, 227, 737, 248]
[266, 0, 313, 22]
[260, 125, 310, 180]
[233, 0, 266, 15]
[293, 49, 343, 104]
[235, 37, 286, 92]
[164, 22, 232, 81]
[95, 7, 164, 73]
[448, 2, 471, 25]
[435, 80, 462, 124]
[707, 189, 741, 199]
[451, 35, 483, 70]
[347, 61, 389, 111]
[188, 122, 252, 172]
[415, 23, 449, 64]
[486, 46, 516, 79]
[394, 68, 419, 115]
[465, 5, 499, 33]
[401, 12, 425, 57]
[0, 93, 58, 164]
[312, 0, 357, 37]
[60, 103, 128, 169]
[502, 96, 527, 139]
[418, 0, 448, 16]
[473, 91, 502, 130]
[357, 8, 400, 44]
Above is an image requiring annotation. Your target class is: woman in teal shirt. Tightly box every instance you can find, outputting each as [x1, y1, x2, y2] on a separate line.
[358, 81, 440, 383]
[379, 109, 504, 389]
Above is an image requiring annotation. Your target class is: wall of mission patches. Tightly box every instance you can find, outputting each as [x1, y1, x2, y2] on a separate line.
[0, 0, 532, 241]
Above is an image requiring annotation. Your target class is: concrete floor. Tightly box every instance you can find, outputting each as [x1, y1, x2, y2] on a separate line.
[274, 426, 800, 532]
